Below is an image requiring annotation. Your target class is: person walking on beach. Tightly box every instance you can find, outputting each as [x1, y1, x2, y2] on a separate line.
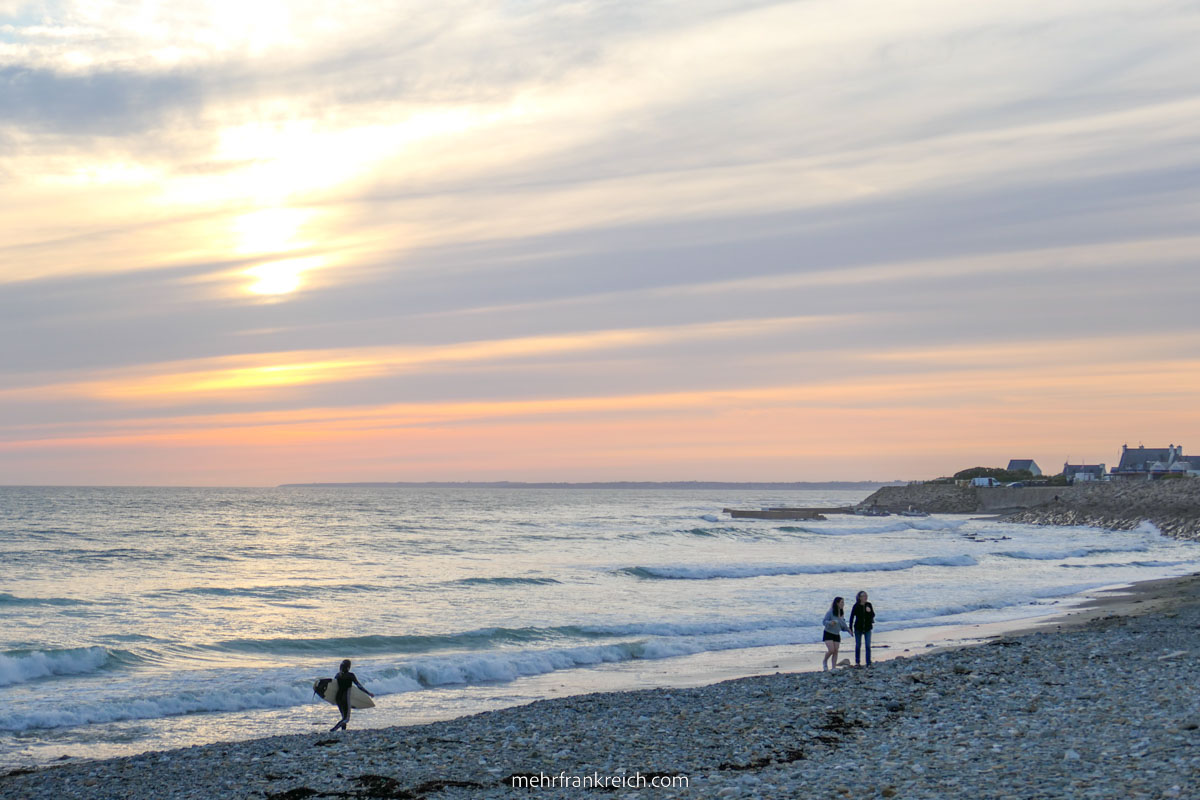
[822, 596, 851, 671]
[849, 590, 875, 667]
[330, 659, 373, 732]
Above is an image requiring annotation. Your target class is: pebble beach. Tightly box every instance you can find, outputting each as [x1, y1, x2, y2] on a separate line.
[4, 574, 1198, 800]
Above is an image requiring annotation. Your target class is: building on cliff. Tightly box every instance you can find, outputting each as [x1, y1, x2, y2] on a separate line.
[1111, 444, 1200, 479]
[1063, 463, 1106, 482]
[1006, 459, 1042, 476]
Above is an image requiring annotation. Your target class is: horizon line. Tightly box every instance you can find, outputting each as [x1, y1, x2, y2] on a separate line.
[0, 479, 909, 490]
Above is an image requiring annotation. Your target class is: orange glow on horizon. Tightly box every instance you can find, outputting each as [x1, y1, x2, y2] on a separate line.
[5, 354, 1198, 485]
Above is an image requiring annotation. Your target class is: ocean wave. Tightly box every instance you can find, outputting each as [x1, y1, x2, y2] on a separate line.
[1059, 560, 1191, 569]
[203, 614, 823, 658]
[616, 554, 978, 580]
[874, 583, 1103, 626]
[58, 547, 167, 562]
[449, 577, 562, 587]
[991, 543, 1153, 561]
[362, 626, 822, 693]
[0, 592, 90, 607]
[0, 682, 320, 732]
[787, 519, 965, 536]
[205, 626, 576, 656]
[0, 647, 128, 687]
[676, 527, 732, 537]
[5, 632, 805, 731]
[4, 633, 781, 731]
[145, 583, 390, 601]
[903, 518, 968, 531]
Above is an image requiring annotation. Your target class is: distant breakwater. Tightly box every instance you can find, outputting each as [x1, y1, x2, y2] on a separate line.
[861, 480, 1200, 541]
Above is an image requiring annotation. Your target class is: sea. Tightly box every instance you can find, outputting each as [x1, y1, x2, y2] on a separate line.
[3, 485, 1199, 768]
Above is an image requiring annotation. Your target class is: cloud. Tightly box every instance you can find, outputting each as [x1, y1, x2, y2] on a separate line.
[0, 63, 207, 135]
[2, 0, 1200, 482]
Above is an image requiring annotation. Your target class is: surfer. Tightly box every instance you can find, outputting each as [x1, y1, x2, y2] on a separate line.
[330, 659, 373, 731]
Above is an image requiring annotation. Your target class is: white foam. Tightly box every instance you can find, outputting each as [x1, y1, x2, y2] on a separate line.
[0, 683, 316, 732]
[0, 647, 111, 687]
[1132, 520, 1163, 536]
[623, 554, 978, 580]
[801, 518, 964, 535]
[992, 543, 1152, 561]
[903, 518, 967, 531]
[803, 521, 912, 535]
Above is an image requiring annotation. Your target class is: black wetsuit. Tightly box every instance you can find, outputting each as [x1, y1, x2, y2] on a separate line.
[335, 670, 358, 719]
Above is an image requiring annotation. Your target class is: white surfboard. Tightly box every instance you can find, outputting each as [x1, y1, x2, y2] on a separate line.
[313, 677, 375, 709]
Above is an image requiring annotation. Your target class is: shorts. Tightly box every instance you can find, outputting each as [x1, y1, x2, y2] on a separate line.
[822, 631, 841, 642]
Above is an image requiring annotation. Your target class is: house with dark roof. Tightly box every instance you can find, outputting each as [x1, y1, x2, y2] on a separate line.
[1062, 463, 1106, 483]
[1111, 444, 1199, 479]
[1006, 459, 1041, 476]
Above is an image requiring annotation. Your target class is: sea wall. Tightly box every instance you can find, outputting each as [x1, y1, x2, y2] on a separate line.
[973, 486, 1062, 512]
[858, 483, 977, 513]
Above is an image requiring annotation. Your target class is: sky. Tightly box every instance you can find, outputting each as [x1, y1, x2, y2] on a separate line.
[1, 0, 1198, 486]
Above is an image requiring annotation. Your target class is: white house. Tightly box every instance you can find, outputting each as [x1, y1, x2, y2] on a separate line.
[1063, 463, 1106, 483]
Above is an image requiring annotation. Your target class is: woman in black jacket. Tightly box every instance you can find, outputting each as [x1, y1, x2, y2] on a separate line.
[848, 591, 875, 667]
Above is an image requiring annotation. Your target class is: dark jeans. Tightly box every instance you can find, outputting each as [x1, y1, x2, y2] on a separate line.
[854, 630, 872, 665]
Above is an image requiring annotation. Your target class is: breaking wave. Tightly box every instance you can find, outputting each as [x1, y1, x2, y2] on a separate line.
[449, 577, 562, 587]
[1059, 560, 1190, 569]
[991, 543, 1153, 561]
[789, 519, 966, 536]
[616, 554, 978, 580]
[0, 647, 130, 687]
[0, 593, 90, 607]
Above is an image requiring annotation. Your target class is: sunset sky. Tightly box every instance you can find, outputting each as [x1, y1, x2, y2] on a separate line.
[2, 0, 1198, 485]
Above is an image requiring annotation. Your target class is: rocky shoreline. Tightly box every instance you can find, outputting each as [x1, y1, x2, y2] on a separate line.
[4, 576, 1199, 800]
[1003, 480, 1200, 540]
[863, 479, 1200, 540]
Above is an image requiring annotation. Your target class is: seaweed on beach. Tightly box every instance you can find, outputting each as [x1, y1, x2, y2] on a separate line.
[0, 768, 37, 779]
[410, 779, 486, 794]
[500, 772, 540, 787]
[351, 774, 486, 798]
[266, 789, 322, 800]
[352, 775, 408, 798]
[717, 756, 772, 771]
[812, 708, 868, 746]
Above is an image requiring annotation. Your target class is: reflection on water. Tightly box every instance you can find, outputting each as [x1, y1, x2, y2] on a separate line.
[3, 486, 1198, 767]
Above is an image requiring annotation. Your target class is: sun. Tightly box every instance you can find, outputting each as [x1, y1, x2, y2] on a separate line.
[245, 256, 323, 296]
[233, 208, 309, 255]
[231, 209, 323, 296]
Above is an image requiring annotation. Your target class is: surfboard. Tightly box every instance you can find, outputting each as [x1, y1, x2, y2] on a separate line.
[313, 677, 375, 709]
